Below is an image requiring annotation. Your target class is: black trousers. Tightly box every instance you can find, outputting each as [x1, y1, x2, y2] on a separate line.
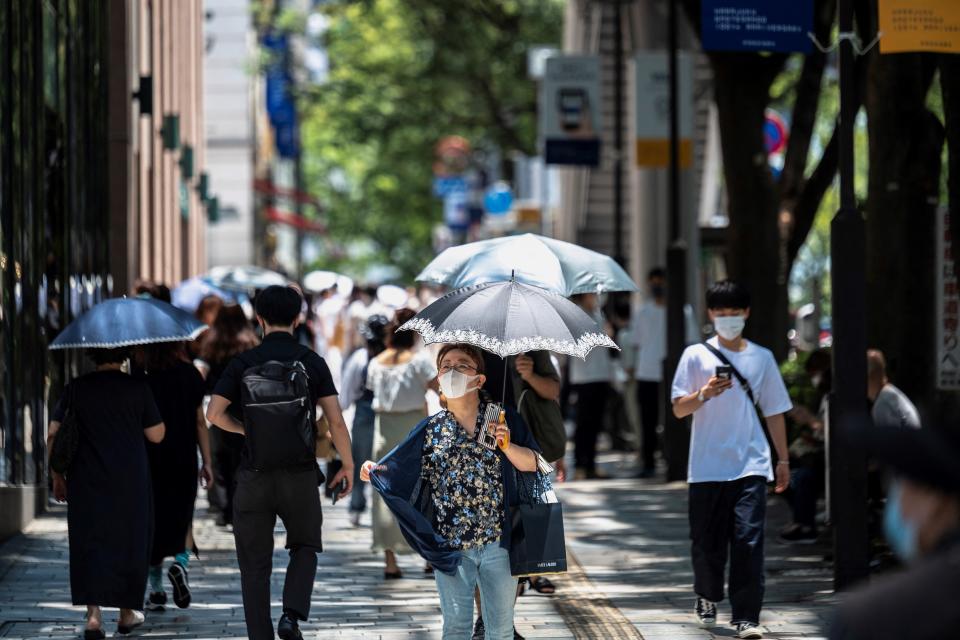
[635, 380, 661, 470]
[210, 426, 245, 523]
[688, 476, 766, 624]
[233, 466, 323, 640]
[573, 382, 609, 472]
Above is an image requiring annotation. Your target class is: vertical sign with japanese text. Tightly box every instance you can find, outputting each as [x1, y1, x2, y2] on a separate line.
[633, 52, 694, 168]
[879, 0, 960, 54]
[937, 206, 960, 390]
[701, 0, 813, 53]
[540, 55, 602, 167]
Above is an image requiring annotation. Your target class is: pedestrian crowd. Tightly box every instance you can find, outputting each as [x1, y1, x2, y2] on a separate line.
[43, 262, 953, 640]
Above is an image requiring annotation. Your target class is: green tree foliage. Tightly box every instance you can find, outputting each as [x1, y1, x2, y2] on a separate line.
[298, 0, 563, 280]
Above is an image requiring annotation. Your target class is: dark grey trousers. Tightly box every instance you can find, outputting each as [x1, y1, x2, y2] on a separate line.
[233, 466, 323, 640]
[688, 475, 767, 624]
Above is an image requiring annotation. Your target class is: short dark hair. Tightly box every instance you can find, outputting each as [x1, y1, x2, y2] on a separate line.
[648, 267, 666, 281]
[87, 347, 132, 366]
[706, 280, 750, 310]
[386, 308, 417, 350]
[436, 343, 486, 375]
[254, 285, 303, 327]
[139, 341, 187, 372]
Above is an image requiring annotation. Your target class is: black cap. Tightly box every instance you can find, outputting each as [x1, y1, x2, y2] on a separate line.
[854, 422, 960, 493]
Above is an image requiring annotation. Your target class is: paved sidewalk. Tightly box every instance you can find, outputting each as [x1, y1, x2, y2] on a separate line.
[553, 452, 836, 639]
[0, 455, 835, 639]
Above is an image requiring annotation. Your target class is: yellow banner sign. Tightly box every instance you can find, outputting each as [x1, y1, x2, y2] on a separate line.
[879, 0, 960, 54]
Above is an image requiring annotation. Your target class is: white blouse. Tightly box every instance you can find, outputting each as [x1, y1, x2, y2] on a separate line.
[366, 351, 437, 413]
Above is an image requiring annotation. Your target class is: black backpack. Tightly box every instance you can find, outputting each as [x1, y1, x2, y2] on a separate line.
[240, 352, 314, 471]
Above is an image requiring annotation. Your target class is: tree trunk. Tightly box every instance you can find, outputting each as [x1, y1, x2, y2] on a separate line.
[710, 53, 789, 359]
[864, 52, 942, 418]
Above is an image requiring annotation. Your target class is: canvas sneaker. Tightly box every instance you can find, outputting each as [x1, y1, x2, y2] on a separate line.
[695, 597, 717, 625]
[737, 622, 764, 639]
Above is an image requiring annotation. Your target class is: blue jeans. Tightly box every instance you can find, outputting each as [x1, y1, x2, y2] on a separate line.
[435, 541, 516, 640]
[350, 398, 376, 513]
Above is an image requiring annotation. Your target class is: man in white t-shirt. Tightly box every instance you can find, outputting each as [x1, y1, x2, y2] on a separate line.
[670, 280, 792, 640]
[631, 267, 699, 477]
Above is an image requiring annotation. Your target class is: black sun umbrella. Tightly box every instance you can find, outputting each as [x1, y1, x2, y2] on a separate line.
[398, 279, 618, 360]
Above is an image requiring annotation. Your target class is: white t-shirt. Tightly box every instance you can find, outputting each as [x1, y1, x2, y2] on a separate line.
[630, 303, 699, 382]
[671, 337, 793, 483]
[568, 309, 613, 385]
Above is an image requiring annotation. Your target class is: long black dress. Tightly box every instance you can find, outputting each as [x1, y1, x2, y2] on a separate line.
[142, 360, 206, 565]
[53, 371, 163, 609]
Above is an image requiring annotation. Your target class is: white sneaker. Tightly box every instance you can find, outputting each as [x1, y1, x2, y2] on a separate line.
[695, 597, 716, 625]
[736, 622, 763, 638]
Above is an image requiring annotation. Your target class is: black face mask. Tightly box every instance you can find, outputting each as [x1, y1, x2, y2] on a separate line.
[650, 285, 665, 299]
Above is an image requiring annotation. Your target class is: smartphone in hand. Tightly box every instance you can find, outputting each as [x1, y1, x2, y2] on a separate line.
[330, 478, 348, 505]
[715, 365, 733, 381]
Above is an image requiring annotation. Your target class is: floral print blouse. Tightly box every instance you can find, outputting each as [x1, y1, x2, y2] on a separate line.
[421, 406, 504, 550]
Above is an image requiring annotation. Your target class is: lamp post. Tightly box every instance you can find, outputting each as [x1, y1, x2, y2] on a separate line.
[829, 0, 870, 590]
[663, 0, 689, 482]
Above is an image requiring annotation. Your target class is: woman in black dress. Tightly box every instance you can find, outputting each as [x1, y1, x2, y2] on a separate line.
[48, 347, 165, 639]
[135, 342, 211, 613]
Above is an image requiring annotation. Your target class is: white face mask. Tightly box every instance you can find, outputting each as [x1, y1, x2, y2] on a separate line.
[439, 369, 480, 399]
[714, 315, 746, 341]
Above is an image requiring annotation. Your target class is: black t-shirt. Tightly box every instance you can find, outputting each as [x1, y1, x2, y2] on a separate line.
[212, 331, 338, 424]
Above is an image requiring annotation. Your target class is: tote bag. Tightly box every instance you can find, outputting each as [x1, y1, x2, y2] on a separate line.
[509, 462, 567, 577]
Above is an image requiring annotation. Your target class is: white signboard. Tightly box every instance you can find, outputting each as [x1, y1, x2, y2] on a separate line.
[540, 55, 601, 166]
[937, 205, 960, 389]
[633, 52, 694, 168]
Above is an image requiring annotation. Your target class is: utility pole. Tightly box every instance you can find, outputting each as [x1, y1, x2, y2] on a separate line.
[829, 0, 870, 590]
[612, 0, 625, 267]
[663, 0, 689, 482]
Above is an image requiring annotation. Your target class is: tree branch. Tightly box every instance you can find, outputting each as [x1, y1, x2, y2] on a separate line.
[779, 0, 835, 205]
[787, 131, 838, 266]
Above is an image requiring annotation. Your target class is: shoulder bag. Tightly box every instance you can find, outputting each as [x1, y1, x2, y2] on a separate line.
[513, 352, 567, 463]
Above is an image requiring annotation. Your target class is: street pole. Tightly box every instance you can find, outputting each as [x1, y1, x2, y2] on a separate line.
[829, 0, 870, 590]
[294, 123, 305, 281]
[663, 0, 689, 482]
[612, 0, 625, 267]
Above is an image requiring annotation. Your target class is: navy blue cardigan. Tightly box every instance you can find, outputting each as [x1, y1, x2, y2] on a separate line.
[369, 406, 540, 575]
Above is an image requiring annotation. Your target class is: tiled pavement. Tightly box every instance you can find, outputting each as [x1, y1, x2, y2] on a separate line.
[0, 453, 835, 639]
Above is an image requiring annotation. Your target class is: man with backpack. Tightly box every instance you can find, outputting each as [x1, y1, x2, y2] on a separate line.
[670, 281, 791, 640]
[207, 285, 354, 640]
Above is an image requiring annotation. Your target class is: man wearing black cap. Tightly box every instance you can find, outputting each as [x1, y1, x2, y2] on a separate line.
[830, 424, 960, 639]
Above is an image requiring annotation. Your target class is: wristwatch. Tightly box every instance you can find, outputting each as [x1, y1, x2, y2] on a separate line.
[697, 389, 708, 403]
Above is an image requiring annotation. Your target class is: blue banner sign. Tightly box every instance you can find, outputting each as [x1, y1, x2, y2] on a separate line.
[432, 176, 468, 198]
[701, 0, 813, 53]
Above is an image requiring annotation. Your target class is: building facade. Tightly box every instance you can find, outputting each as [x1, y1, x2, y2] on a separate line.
[0, 0, 207, 540]
[204, 0, 256, 268]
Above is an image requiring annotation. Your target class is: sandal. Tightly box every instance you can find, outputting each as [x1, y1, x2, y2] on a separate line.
[527, 576, 556, 594]
[384, 570, 403, 580]
[117, 611, 145, 635]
